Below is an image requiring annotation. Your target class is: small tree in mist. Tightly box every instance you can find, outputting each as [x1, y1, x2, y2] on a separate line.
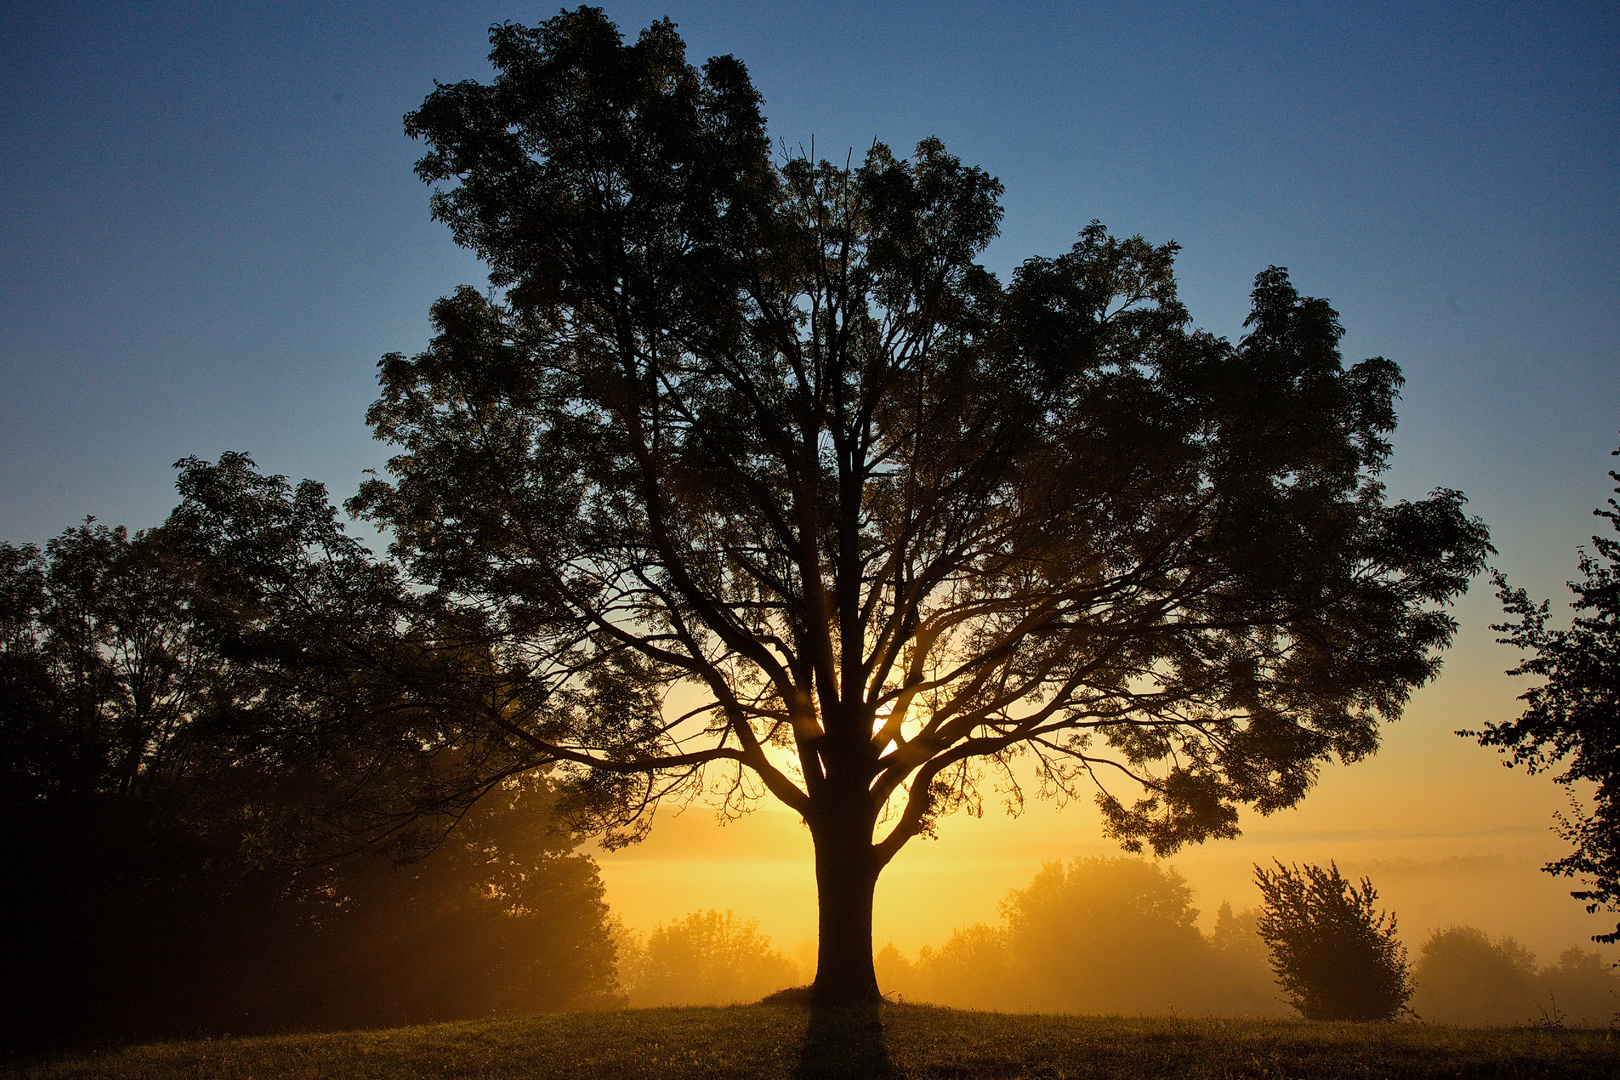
[620, 909, 798, 1006]
[1255, 860, 1412, 1021]
[1000, 857, 1208, 1014]
[1410, 926, 1539, 1025]
[1210, 901, 1288, 1016]
[904, 922, 1016, 1011]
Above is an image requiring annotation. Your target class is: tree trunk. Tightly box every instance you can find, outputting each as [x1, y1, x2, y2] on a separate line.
[809, 809, 883, 1006]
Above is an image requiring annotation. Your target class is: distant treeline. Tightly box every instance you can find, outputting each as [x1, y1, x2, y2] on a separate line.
[871, 857, 1620, 1027]
[1, 467, 622, 1055]
[1411, 927, 1618, 1026]
[879, 858, 1284, 1017]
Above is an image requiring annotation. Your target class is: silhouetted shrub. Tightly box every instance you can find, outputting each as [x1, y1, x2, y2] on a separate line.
[1255, 860, 1412, 1021]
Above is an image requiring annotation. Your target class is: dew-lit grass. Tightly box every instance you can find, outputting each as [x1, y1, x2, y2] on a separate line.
[9, 1002, 1619, 1079]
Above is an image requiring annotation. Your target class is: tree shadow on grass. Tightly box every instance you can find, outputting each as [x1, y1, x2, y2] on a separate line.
[796, 1002, 903, 1079]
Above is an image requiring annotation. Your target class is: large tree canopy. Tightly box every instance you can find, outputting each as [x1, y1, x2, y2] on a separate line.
[1471, 446, 1620, 943]
[355, 7, 1492, 1003]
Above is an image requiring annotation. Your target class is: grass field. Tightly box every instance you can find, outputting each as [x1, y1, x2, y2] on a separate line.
[9, 1002, 1619, 1080]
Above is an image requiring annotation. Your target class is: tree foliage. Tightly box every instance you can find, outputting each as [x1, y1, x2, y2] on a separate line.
[1254, 860, 1413, 1021]
[358, 6, 1492, 1003]
[0, 460, 620, 1051]
[1468, 447, 1620, 942]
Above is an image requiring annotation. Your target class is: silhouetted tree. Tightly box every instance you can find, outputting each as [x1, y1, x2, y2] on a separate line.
[162, 451, 528, 862]
[271, 775, 621, 1028]
[360, 6, 1491, 1004]
[1255, 861, 1412, 1021]
[1467, 445, 1620, 943]
[0, 462, 620, 1051]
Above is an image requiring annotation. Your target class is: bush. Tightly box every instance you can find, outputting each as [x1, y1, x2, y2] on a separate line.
[1255, 861, 1413, 1021]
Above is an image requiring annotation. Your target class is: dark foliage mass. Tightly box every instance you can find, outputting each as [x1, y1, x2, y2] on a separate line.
[360, 5, 1492, 1004]
[0, 458, 618, 1055]
[1467, 446, 1620, 942]
[1255, 861, 1413, 1021]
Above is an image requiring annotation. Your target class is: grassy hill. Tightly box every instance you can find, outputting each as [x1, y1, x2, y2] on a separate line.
[8, 1001, 1618, 1079]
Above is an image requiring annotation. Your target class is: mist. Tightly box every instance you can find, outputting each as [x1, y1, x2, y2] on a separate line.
[617, 910, 799, 1007]
[859, 858, 1620, 1026]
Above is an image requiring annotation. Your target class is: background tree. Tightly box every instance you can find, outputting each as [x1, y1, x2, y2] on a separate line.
[1410, 926, 1620, 1027]
[1466, 445, 1620, 943]
[1254, 860, 1413, 1021]
[899, 922, 1015, 1012]
[1206, 901, 1288, 1017]
[618, 909, 798, 1006]
[359, 7, 1492, 1004]
[1538, 946, 1620, 1025]
[0, 460, 621, 1052]
[1409, 926, 1540, 1025]
[999, 857, 1210, 1014]
[883, 859, 1284, 1016]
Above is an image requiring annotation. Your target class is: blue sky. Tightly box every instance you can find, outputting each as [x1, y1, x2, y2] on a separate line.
[2, 1, 1615, 590]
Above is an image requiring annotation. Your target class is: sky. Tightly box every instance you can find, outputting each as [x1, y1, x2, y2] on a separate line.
[2, 1, 1617, 971]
